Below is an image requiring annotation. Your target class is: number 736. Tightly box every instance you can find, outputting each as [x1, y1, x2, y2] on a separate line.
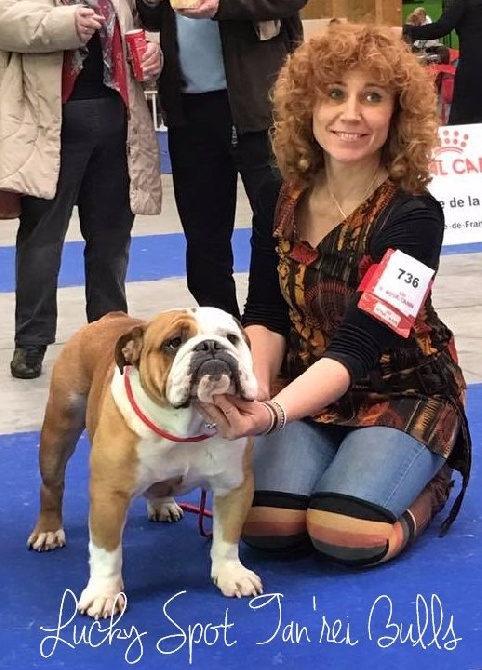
[398, 268, 419, 288]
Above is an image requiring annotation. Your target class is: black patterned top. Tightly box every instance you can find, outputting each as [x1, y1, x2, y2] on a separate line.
[243, 178, 471, 530]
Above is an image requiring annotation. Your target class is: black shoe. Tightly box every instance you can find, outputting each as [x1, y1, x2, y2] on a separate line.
[10, 346, 47, 379]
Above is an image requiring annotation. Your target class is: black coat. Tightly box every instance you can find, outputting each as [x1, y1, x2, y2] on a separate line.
[404, 0, 482, 125]
[136, 0, 306, 133]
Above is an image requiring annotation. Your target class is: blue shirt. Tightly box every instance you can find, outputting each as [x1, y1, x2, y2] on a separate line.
[175, 14, 227, 93]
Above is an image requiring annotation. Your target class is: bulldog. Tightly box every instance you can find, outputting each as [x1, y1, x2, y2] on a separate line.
[27, 307, 262, 618]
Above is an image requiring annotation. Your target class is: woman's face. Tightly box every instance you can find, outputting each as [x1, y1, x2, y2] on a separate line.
[312, 68, 395, 166]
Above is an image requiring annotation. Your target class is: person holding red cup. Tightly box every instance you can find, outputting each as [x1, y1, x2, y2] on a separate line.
[0, 0, 164, 379]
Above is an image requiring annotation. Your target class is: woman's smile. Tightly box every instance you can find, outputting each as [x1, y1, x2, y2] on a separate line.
[330, 130, 371, 142]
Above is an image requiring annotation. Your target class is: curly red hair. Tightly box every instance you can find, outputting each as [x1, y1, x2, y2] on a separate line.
[271, 22, 440, 193]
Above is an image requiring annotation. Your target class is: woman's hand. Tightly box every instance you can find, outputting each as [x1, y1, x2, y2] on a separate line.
[255, 383, 270, 401]
[197, 395, 273, 440]
[75, 7, 105, 45]
[141, 41, 163, 79]
[176, 0, 219, 19]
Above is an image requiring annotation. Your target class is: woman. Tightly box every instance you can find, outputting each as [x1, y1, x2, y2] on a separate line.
[200, 23, 471, 567]
[0, 0, 163, 379]
[402, 0, 482, 125]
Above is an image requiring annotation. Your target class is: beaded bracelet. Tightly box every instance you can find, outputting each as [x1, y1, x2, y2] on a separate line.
[260, 399, 287, 435]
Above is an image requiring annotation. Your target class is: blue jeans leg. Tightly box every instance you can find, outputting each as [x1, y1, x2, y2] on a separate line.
[252, 421, 343, 497]
[315, 425, 446, 518]
[252, 421, 446, 518]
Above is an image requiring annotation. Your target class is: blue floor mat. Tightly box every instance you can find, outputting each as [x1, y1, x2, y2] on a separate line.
[1, 231, 481, 294]
[0, 386, 481, 670]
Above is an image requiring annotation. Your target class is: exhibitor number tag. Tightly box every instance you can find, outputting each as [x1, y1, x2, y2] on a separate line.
[372, 249, 434, 318]
[358, 249, 435, 337]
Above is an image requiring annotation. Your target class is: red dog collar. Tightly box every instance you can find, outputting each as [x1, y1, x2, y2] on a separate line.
[123, 366, 212, 442]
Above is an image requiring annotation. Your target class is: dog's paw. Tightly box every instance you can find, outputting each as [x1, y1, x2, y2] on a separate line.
[78, 582, 126, 619]
[212, 561, 263, 598]
[147, 498, 184, 523]
[27, 528, 66, 552]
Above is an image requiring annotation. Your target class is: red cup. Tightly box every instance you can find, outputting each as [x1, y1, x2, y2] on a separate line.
[125, 28, 147, 81]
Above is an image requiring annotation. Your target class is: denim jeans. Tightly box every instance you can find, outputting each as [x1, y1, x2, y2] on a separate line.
[252, 421, 447, 518]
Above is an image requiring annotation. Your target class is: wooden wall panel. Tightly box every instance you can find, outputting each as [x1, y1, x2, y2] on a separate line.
[301, 0, 334, 20]
[346, 0, 375, 23]
[301, 0, 402, 25]
[378, 0, 403, 25]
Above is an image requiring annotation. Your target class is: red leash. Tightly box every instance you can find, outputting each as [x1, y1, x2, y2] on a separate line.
[123, 366, 214, 537]
[180, 489, 213, 538]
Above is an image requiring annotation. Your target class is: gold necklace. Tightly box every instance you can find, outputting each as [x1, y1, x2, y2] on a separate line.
[326, 168, 382, 221]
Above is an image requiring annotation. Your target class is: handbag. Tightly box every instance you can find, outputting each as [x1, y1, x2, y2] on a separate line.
[0, 190, 21, 219]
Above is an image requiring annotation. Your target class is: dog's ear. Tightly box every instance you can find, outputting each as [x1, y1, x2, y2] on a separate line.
[233, 317, 251, 349]
[115, 325, 146, 373]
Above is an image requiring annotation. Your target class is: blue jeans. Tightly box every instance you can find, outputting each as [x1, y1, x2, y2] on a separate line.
[252, 421, 446, 518]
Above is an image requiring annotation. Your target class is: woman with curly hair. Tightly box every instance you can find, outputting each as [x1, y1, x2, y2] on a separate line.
[199, 22, 471, 567]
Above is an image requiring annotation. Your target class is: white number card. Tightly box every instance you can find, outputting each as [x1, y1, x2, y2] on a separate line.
[372, 250, 435, 318]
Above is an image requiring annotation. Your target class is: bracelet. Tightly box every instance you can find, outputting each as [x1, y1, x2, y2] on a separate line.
[260, 401, 277, 435]
[260, 399, 287, 435]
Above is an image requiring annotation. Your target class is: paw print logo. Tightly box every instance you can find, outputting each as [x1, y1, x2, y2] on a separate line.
[433, 130, 470, 157]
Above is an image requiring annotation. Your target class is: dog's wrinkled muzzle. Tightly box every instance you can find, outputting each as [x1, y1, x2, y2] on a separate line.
[167, 329, 258, 408]
[194, 357, 233, 379]
[187, 340, 242, 403]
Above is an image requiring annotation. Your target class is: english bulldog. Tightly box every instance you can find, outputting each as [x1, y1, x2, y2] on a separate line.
[27, 307, 262, 618]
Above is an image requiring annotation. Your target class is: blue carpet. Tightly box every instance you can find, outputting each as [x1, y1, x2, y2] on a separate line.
[0, 231, 481, 294]
[0, 230, 250, 294]
[0, 385, 481, 670]
[158, 130, 172, 175]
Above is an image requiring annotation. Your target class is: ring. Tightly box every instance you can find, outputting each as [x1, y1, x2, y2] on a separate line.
[204, 421, 217, 430]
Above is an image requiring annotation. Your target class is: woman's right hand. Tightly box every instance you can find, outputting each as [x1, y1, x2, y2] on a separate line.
[197, 395, 274, 441]
[75, 7, 105, 45]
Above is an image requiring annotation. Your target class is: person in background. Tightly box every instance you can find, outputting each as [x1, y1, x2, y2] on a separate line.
[405, 10, 448, 62]
[136, 0, 306, 320]
[402, 0, 482, 125]
[0, 0, 163, 379]
[413, 6, 433, 24]
[199, 23, 471, 568]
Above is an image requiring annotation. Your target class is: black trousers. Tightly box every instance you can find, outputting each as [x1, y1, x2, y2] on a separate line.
[167, 90, 277, 320]
[15, 95, 134, 347]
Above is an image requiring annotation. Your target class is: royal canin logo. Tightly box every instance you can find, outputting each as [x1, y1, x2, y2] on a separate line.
[430, 130, 482, 176]
[433, 129, 469, 157]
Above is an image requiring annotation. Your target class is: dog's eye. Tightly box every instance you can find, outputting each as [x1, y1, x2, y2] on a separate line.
[227, 333, 239, 346]
[163, 337, 182, 351]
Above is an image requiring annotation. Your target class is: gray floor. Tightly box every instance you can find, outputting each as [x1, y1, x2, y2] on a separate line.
[1, 174, 480, 434]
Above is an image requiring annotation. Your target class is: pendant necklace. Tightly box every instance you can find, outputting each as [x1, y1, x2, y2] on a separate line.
[326, 167, 382, 221]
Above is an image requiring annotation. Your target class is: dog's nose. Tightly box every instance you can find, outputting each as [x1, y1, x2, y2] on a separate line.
[194, 339, 220, 355]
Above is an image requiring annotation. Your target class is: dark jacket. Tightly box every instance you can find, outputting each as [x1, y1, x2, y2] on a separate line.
[403, 0, 482, 125]
[136, 0, 306, 132]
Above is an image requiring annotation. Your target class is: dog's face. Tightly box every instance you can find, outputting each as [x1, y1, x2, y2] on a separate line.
[115, 307, 258, 407]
